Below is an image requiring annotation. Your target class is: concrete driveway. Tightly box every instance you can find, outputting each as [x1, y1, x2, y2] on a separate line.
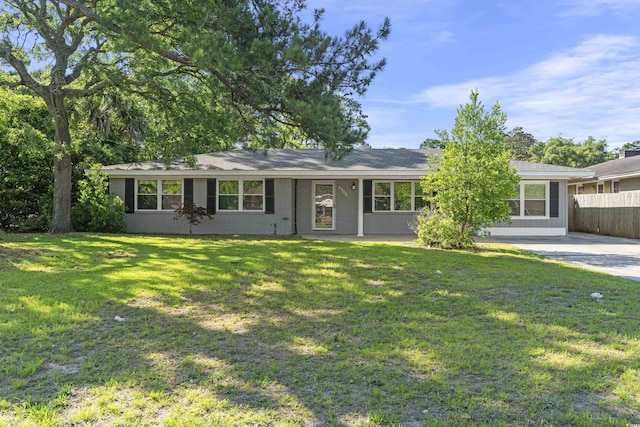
[484, 232, 640, 282]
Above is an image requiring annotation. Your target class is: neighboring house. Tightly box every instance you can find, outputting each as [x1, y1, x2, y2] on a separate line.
[102, 148, 592, 237]
[569, 150, 640, 195]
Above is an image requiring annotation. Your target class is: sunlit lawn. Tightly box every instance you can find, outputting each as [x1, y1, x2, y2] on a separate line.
[0, 233, 639, 426]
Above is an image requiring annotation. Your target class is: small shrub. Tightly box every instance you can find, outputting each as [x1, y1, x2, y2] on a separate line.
[414, 210, 474, 249]
[174, 204, 212, 235]
[72, 164, 126, 233]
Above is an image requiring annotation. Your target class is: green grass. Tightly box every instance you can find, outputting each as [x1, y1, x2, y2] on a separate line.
[0, 233, 638, 426]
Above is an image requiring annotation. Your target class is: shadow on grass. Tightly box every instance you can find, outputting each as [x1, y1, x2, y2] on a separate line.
[0, 233, 638, 425]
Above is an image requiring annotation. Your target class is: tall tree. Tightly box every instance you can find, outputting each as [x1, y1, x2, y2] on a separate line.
[0, 1, 390, 232]
[419, 138, 445, 149]
[417, 91, 519, 249]
[503, 126, 537, 161]
[619, 140, 640, 152]
[529, 136, 613, 168]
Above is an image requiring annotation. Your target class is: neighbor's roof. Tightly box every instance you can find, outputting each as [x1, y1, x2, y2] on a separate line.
[102, 148, 594, 178]
[572, 154, 640, 181]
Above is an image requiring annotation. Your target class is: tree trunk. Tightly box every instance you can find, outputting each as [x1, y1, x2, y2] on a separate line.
[48, 92, 73, 233]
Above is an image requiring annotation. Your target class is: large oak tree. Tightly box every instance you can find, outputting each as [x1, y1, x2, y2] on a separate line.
[0, 0, 389, 232]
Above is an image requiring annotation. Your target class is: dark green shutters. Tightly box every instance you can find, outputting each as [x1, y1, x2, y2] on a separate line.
[207, 179, 217, 214]
[363, 180, 372, 213]
[265, 178, 275, 214]
[124, 178, 134, 213]
[550, 181, 559, 218]
[184, 179, 194, 208]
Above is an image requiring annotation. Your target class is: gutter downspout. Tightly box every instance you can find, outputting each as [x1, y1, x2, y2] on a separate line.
[293, 179, 298, 235]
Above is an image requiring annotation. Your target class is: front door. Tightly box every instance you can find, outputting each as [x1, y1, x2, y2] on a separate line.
[313, 182, 335, 230]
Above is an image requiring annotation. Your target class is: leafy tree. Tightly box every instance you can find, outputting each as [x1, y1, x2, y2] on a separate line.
[504, 127, 537, 161]
[417, 91, 519, 249]
[619, 140, 640, 152]
[529, 136, 613, 168]
[174, 205, 213, 235]
[420, 138, 445, 149]
[0, 87, 54, 231]
[72, 164, 126, 233]
[1, 1, 390, 232]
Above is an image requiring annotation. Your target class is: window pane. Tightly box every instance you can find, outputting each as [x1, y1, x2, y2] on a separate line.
[524, 184, 545, 199]
[508, 200, 520, 216]
[524, 200, 545, 216]
[374, 182, 390, 196]
[219, 195, 239, 210]
[394, 182, 411, 211]
[374, 197, 391, 211]
[162, 195, 181, 210]
[243, 195, 263, 210]
[219, 180, 239, 195]
[138, 195, 157, 210]
[138, 180, 157, 194]
[162, 180, 181, 195]
[243, 180, 263, 195]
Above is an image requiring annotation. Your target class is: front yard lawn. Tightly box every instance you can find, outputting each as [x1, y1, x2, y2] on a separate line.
[0, 234, 638, 426]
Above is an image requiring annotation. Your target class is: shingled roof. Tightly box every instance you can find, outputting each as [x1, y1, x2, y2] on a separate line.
[102, 148, 593, 178]
[577, 154, 640, 180]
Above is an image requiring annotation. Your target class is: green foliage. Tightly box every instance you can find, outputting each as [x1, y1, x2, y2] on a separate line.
[173, 205, 213, 235]
[0, 87, 54, 232]
[619, 140, 640, 153]
[414, 211, 474, 249]
[504, 126, 537, 161]
[419, 138, 445, 149]
[72, 165, 126, 233]
[529, 136, 614, 167]
[418, 91, 519, 248]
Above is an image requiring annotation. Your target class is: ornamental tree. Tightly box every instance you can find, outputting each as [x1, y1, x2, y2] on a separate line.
[0, 0, 390, 232]
[417, 90, 519, 249]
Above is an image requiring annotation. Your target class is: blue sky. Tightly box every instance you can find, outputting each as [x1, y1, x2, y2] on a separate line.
[307, 0, 640, 150]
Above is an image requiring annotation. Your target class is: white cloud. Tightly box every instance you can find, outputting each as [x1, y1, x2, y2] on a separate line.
[559, 0, 640, 17]
[410, 34, 640, 146]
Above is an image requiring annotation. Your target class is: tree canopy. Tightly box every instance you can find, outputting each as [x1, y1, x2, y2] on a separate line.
[417, 91, 519, 249]
[529, 136, 613, 168]
[1, 0, 390, 232]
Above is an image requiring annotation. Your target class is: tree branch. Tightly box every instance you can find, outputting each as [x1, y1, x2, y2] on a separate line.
[0, 43, 44, 96]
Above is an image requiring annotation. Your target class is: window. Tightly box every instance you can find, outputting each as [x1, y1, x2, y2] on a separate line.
[613, 181, 620, 193]
[373, 181, 425, 212]
[162, 180, 182, 210]
[414, 184, 429, 210]
[597, 183, 604, 194]
[243, 180, 264, 210]
[219, 179, 264, 211]
[508, 185, 520, 216]
[374, 182, 391, 211]
[137, 179, 182, 210]
[394, 182, 412, 211]
[510, 181, 548, 218]
[577, 186, 584, 195]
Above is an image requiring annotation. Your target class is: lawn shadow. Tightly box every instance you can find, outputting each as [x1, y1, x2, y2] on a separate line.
[1, 234, 639, 425]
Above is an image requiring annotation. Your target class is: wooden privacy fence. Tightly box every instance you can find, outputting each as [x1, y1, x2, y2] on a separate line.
[569, 191, 640, 239]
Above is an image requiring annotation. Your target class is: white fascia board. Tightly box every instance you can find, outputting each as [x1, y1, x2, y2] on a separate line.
[101, 169, 428, 179]
[517, 171, 594, 179]
[598, 171, 640, 180]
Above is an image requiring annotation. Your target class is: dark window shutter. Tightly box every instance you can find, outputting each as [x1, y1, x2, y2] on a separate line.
[265, 178, 275, 214]
[206, 179, 216, 214]
[184, 178, 193, 208]
[550, 181, 559, 218]
[363, 180, 372, 213]
[124, 178, 135, 213]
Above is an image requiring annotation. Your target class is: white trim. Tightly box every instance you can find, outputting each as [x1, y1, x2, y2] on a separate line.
[135, 178, 183, 211]
[371, 180, 422, 212]
[312, 181, 335, 231]
[509, 181, 550, 220]
[217, 179, 265, 212]
[486, 227, 567, 236]
[104, 169, 590, 180]
[357, 178, 364, 237]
